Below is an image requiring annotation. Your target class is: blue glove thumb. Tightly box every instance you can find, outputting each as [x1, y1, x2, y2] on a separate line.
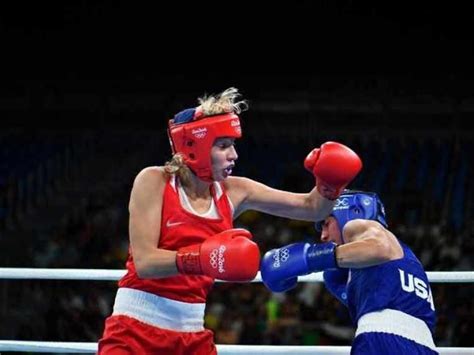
[263, 276, 298, 293]
[260, 243, 310, 293]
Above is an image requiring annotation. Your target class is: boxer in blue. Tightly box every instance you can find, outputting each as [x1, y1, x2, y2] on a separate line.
[260, 190, 438, 354]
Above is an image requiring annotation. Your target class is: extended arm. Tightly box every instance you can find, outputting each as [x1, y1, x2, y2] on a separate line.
[227, 141, 362, 221]
[260, 220, 403, 292]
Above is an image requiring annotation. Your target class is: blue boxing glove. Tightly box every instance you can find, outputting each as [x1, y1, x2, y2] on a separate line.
[260, 242, 338, 293]
[323, 268, 349, 306]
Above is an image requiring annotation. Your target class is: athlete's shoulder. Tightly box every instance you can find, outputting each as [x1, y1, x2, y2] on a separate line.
[135, 166, 167, 182]
[128, 167, 168, 211]
[132, 166, 168, 191]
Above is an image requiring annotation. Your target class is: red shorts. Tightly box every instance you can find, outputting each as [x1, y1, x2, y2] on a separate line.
[98, 315, 217, 355]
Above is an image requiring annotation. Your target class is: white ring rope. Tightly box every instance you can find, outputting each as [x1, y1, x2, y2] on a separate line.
[0, 268, 473, 282]
[1, 269, 472, 353]
[0, 341, 472, 354]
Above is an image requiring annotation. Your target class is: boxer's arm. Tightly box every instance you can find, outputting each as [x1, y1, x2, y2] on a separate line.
[225, 142, 361, 221]
[128, 167, 179, 278]
[225, 176, 334, 221]
[335, 220, 404, 268]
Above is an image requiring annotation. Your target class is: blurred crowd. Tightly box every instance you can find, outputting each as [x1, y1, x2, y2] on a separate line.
[1, 128, 473, 348]
[1, 76, 474, 347]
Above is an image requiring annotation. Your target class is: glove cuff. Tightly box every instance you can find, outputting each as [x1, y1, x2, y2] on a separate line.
[176, 245, 202, 275]
[306, 242, 338, 271]
[316, 178, 345, 200]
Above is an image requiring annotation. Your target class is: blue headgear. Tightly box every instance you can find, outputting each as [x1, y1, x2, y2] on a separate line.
[316, 190, 388, 234]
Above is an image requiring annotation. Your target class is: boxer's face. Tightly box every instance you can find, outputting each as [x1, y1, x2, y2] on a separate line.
[211, 137, 238, 181]
[320, 216, 343, 245]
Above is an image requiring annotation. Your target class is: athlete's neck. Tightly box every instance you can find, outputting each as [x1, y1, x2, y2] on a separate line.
[181, 172, 212, 199]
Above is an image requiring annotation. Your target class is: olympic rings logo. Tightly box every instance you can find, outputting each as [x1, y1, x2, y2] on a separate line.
[210, 250, 218, 268]
[280, 248, 290, 262]
[192, 127, 207, 139]
[209, 245, 226, 273]
[272, 247, 290, 268]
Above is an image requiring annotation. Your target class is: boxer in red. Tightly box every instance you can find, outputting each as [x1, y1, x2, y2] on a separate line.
[98, 87, 362, 354]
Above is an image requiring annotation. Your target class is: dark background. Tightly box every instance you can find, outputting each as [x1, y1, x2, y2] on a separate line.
[2, 2, 474, 79]
[1, 1, 473, 349]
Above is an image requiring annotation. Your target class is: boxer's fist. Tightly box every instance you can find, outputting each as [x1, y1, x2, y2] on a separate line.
[176, 228, 260, 281]
[260, 242, 338, 293]
[305, 142, 362, 200]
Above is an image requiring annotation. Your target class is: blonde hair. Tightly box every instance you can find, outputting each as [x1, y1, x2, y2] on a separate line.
[164, 153, 193, 184]
[198, 87, 248, 116]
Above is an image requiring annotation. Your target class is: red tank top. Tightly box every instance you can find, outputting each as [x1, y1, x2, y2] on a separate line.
[118, 175, 234, 303]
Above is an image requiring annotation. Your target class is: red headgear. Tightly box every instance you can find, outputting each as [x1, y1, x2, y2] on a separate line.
[167, 107, 242, 182]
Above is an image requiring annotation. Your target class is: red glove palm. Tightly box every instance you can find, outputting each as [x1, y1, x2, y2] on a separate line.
[305, 141, 362, 200]
[176, 228, 260, 281]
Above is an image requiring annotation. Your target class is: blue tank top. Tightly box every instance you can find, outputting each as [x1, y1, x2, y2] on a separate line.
[346, 241, 436, 332]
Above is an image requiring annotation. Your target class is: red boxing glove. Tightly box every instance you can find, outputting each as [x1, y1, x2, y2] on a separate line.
[304, 141, 362, 200]
[176, 228, 260, 281]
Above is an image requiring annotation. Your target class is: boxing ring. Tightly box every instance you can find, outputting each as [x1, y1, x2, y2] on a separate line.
[1, 268, 473, 354]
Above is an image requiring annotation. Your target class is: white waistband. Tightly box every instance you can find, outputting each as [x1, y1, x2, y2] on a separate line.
[355, 309, 436, 351]
[112, 288, 205, 332]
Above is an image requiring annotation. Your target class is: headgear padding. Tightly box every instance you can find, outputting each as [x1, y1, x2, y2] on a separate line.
[316, 190, 388, 234]
[167, 107, 241, 182]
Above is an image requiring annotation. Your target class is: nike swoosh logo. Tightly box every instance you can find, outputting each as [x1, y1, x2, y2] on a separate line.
[166, 220, 185, 228]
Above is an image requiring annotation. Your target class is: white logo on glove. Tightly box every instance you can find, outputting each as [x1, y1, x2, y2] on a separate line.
[210, 245, 226, 273]
[280, 248, 290, 262]
[272, 248, 290, 268]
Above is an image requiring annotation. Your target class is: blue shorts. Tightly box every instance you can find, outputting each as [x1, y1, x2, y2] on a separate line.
[351, 332, 439, 355]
